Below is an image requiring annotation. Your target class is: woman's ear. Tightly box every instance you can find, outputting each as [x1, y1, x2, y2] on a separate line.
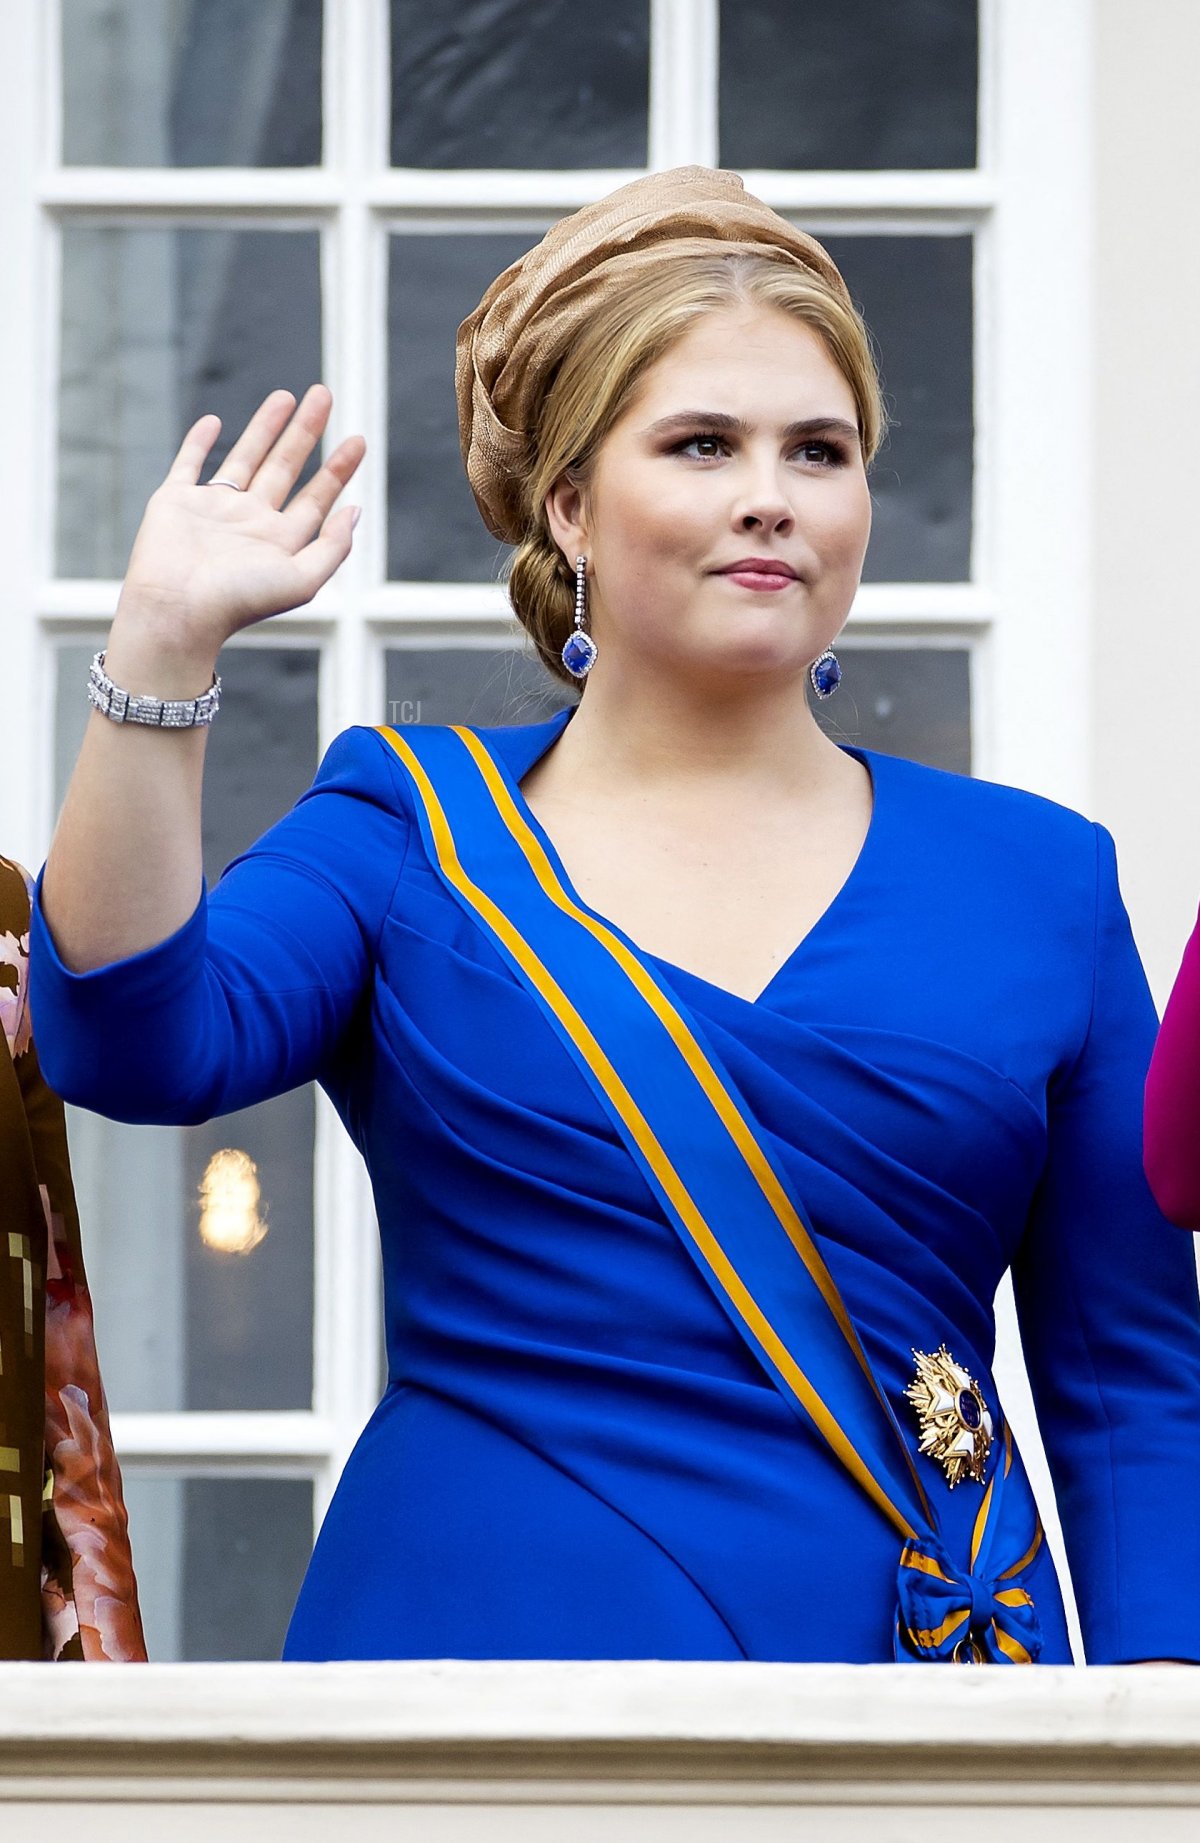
[543, 471, 588, 564]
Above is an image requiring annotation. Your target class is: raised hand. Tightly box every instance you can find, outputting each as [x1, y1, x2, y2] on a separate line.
[45, 386, 366, 972]
[116, 384, 365, 661]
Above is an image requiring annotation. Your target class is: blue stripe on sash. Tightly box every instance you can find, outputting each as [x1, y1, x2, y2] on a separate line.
[376, 722, 1044, 1664]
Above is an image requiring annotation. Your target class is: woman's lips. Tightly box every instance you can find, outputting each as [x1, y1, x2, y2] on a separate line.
[718, 568, 796, 592]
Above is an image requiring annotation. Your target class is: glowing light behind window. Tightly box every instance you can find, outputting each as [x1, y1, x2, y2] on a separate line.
[198, 1148, 269, 1256]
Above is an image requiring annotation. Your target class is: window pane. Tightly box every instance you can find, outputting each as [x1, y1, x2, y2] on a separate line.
[719, 0, 978, 171]
[388, 230, 545, 581]
[818, 233, 974, 585]
[54, 645, 319, 1412]
[385, 644, 576, 730]
[385, 644, 968, 774]
[61, 0, 323, 167]
[124, 1472, 312, 1660]
[56, 224, 321, 580]
[390, 0, 649, 169]
[815, 646, 971, 775]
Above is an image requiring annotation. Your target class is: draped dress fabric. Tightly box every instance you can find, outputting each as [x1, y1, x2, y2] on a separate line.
[1145, 908, 1200, 1227]
[28, 711, 1200, 1665]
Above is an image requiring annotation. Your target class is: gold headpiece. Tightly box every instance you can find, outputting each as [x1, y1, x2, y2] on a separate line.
[454, 165, 852, 543]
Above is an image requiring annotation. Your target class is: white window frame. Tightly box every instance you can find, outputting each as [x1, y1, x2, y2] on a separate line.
[0, 0, 1092, 1642]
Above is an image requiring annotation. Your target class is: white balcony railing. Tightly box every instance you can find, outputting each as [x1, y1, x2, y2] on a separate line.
[2, 1661, 1199, 1837]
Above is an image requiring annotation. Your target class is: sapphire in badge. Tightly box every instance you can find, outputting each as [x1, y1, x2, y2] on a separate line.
[905, 1345, 995, 1487]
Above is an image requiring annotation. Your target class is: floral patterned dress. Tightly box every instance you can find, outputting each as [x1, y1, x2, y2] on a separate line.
[0, 854, 145, 1660]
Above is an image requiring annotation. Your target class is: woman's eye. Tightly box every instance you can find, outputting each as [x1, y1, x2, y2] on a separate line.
[796, 441, 840, 466]
[675, 433, 727, 459]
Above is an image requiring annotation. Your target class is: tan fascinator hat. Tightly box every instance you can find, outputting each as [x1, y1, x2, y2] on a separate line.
[455, 165, 853, 544]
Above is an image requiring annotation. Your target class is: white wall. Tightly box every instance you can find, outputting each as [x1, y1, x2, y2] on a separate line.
[1093, 0, 1200, 1006]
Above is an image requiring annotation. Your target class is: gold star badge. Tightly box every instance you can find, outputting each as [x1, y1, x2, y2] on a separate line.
[905, 1344, 994, 1488]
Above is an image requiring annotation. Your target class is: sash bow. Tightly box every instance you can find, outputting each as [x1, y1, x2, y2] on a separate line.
[896, 1533, 1043, 1664]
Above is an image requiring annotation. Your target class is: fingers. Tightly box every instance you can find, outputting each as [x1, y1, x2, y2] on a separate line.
[279, 434, 366, 547]
[167, 388, 361, 521]
[166, 414, 221, 486]
[204, 388, 298, 491]
[248, 383, 335, 509]
[288, 503, 360, 604]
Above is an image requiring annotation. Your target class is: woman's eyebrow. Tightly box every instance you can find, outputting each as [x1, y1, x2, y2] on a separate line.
[644, 410, 860, 441]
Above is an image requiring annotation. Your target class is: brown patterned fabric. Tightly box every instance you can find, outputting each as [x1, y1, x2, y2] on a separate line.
[455, 164, 854, 542]
[0, 855, 145, 1661]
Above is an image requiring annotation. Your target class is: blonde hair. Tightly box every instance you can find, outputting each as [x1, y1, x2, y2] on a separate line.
[507, 252, 885, 688]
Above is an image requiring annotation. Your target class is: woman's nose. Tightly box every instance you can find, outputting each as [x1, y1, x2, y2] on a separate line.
[739, 496, 794, 534]
[734, 460, 795, 534]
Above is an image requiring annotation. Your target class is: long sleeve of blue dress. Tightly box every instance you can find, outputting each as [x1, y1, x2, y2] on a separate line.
[1011, 825, 1200, 1663]
[31, 728, 413, 1124]
[26, 718, 1200, 1663]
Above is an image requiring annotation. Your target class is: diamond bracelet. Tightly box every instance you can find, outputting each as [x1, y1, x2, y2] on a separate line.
[86, 649, 221, 728]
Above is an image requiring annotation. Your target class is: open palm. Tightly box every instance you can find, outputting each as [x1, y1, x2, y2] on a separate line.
[120, 384, 365, 655]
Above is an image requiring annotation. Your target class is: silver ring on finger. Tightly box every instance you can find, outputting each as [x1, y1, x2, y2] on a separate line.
[208, 476, 246, 491]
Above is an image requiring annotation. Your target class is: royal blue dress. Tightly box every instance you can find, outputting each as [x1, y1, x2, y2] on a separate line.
[29, 709, 1200, 1664]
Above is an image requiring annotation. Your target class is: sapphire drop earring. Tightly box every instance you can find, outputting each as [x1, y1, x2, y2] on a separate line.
[810, 649, 842, 700]
[561, 554, 598, 679]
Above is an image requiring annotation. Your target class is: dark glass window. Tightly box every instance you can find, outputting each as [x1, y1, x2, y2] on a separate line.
[61, 0, 323, 167]
[55, 645, 320, 1413]
[814, 646, 971, 775]
[125, 1473, 313, 1660]
[388, 229, 546, 581]
[390, 0, 650, 169]
[188, 646, 321, 1411]
[385, 644, 576, 730]
[719, 0, 978, 171]
[385, 644, 969, 777]
[57, 225, 322, 580]
[818, 233, 974, 584]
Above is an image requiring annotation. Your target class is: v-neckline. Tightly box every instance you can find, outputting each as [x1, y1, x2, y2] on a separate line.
[482, 706, 883, 1011]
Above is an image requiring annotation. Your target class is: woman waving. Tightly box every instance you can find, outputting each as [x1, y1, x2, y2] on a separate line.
[30, 168, 1200, 1666]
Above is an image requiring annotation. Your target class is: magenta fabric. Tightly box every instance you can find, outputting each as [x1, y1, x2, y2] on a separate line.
[1145, 908, 1200, 1227]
